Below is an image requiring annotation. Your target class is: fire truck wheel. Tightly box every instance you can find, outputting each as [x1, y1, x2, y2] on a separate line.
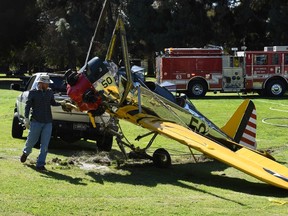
[188, 80, 207, 97]
[266, 80, 286, 97]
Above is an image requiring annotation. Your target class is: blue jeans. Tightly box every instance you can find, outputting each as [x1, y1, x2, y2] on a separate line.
[23, 121, 52, 167]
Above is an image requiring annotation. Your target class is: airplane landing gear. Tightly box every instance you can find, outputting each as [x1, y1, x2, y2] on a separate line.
[113, 126, 172, 168]
[153, 148, 171, 168]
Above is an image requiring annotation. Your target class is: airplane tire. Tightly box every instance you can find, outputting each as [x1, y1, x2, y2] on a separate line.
[152, 148, 171, 168]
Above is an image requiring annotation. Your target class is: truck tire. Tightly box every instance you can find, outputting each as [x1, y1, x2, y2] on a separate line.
[188, 80, 207, 97]
[265, 80, 286, 97]
[96, 133, 113, 152]
[12, 112, 23, 138]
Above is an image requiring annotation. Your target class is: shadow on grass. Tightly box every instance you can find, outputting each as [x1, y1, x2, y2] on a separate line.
[23, 137, 288, 197]
[25, 164, 87, 186]
[86, 160, 288, 198]
[48, 138, 98, 157]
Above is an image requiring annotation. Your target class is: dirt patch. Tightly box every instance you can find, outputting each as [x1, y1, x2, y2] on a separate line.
[45, 149, 211, 173]
[47, 150, 125, 171]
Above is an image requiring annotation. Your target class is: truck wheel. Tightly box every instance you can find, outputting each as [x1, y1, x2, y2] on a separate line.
[266, 80, 286, 97]
[152, 148, 171, 168]
[12, 112, 23, 138]
[188, 80, 207, 97]
[96, 133, 113, 152]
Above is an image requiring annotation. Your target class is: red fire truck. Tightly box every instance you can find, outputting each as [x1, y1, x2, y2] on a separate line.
[155, 46, 288, 97]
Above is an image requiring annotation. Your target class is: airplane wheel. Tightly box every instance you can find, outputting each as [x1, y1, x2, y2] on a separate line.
[152, 148, 171, 168]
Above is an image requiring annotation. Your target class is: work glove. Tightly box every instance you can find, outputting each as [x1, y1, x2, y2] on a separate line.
[24, 118, 30, 129]
[59, 100, 77, 112]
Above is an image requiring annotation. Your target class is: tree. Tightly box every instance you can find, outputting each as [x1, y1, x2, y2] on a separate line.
[267, 0, 288, 45]
[126, 0, 213, 51]
[231, 0, 271, 49]
[205, 0, 236, 50]
[3, 0, 288, 74]
[0, 0, 40, 71]
[37, 0, 111, 70]
[124, 0, 213, 73]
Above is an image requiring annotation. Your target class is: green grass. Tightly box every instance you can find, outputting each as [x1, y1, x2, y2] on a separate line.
[1, 89, 288, 216]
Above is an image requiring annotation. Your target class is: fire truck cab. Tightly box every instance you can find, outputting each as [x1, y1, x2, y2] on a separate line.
[156, 46, 288, 97]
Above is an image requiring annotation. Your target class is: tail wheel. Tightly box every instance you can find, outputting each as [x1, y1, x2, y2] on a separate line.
[265, 80, 286, 97]
[152, 148, 171, 168]
[12, 112, 23, 138]
[188, 80, 207, 97]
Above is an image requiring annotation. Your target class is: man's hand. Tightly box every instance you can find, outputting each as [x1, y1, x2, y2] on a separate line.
[59, 100, 78, 112]
[24, 118, 30, 129]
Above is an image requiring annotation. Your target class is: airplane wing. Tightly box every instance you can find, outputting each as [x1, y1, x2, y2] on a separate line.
[63, 8, 288, 190]
[117, 105, 288, 190]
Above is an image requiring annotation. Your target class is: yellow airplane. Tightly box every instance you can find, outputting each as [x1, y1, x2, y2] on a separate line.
[63, 2, 288, 190]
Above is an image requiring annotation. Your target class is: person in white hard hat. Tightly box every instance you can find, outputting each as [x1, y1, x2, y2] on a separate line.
[20, 74, 69, 171]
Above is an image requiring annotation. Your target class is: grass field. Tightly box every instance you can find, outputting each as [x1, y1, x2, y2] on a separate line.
[1, 89, 288, 215]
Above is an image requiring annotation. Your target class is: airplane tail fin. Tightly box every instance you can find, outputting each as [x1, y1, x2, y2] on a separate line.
[221, 99, 257, 150]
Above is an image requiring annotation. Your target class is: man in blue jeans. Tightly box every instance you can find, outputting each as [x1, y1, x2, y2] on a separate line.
[20, 74, 68, 171]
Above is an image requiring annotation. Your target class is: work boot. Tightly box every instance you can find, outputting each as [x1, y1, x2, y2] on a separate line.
[20, 153, 28, 163]
[36, 166, 47, 171]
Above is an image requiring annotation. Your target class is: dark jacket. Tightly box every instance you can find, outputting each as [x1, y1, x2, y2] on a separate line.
[25, 88, 60, 123]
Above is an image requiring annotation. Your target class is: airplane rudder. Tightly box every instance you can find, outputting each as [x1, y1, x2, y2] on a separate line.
[221, 99, 257, 149]
[238, 100, 257, 149]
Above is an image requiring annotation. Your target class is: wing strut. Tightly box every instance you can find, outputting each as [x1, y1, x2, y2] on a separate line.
[188, 147, 198, 163]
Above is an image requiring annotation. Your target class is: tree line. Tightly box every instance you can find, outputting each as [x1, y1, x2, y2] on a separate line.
[1, 0, 288, 74]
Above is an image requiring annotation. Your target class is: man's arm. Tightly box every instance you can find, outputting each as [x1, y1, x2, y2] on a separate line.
[50, 90, 61, 106]
[49, 90, 75, 112]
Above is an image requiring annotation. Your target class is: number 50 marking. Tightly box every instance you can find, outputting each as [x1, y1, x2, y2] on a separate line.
[101, 77, 113, 88]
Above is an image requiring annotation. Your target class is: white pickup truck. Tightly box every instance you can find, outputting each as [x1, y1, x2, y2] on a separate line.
[11, 72, 115, 151]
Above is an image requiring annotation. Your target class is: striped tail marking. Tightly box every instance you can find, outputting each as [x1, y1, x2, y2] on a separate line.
[239, 108, 257, 149]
